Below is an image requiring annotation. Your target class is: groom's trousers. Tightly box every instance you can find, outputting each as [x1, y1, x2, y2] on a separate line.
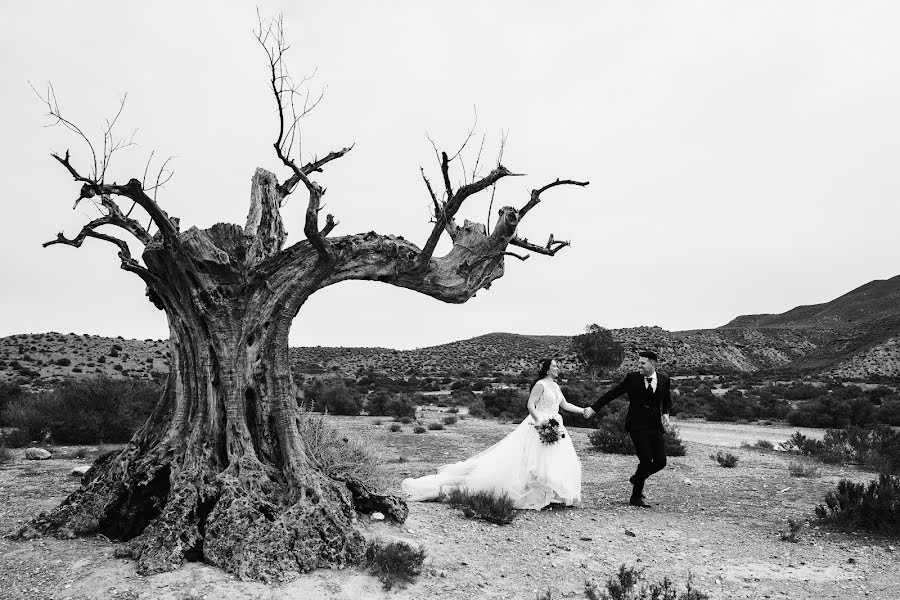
[629, 430, 667, 498]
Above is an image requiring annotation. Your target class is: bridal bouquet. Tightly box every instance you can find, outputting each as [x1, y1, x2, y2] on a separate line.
[534, 418, 566, 445]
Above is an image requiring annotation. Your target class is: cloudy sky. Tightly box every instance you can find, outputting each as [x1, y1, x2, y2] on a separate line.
[1, 1, 899, 349]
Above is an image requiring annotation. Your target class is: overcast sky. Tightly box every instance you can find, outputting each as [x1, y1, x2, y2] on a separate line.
[1, 1, 899, 349]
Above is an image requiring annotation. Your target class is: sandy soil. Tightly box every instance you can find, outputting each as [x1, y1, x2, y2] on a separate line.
[1, 413, 897, 600]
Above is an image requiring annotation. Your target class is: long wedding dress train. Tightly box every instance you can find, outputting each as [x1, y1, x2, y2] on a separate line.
[400, 379, 582, 510]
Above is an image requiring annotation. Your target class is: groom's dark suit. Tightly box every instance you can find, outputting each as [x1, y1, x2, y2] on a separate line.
[591, 371, 672, 503]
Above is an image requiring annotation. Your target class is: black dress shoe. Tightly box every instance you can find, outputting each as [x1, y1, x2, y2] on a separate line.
[629, 498, 652, 508]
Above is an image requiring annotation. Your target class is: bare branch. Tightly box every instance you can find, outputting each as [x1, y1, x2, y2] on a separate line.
[255, 12, 355, 260]
[415, 164, 519, 270]
[320, 214, 338, 237]
[509, 234, 571, 256]
[446, 105, 478, 163]
[420, 167, 440, 214]
[52, 150, 179, 242]
[31, 81, 99, 179]
[486, 129, 508, 231]
[440, 151, 453, 201]
[42, 220, 156, 284]
[519, 178, 589, 220]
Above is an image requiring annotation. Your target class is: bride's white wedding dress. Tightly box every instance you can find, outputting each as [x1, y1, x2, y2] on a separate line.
[401, 379, 582, 510]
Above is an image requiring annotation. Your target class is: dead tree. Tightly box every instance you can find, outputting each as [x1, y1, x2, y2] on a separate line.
[21, 16, 588, 580]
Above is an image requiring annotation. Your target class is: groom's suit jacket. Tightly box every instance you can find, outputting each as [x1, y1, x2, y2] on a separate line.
[590, 371, 672, 433]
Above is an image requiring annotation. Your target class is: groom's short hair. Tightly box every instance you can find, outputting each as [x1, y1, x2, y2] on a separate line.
[638, 350, 658, 362]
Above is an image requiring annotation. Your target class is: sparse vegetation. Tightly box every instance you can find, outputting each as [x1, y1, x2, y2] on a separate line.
[442, 415, 458, 425]
[296, 410, 385, 491]
[780, 518, 803, 543]
[0, 376, 159, 444]
[0, 444, 12, 465]
[446, 488, 517, 524]
[788, 461, 822, 478]
[584, 564, 709, 600]
[413, 425, 427, 434]
[427, 422, 444, 431]
[712, 450, 739, 468]
[815, 474, 900, 535]
[388, 423, 402, 433]
[784, 426, 900, 473]
[365, 539, 427, 590]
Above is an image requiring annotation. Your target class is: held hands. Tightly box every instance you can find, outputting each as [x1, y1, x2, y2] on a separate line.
[582, 407, 595, 419]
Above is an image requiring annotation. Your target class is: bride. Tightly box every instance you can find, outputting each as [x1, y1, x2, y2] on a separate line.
[401, 358, 586, 510]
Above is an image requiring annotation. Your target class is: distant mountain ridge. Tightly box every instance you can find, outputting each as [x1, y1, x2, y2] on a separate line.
[2, 275, 899, 384]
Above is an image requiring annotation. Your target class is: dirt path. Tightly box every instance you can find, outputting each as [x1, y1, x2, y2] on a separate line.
[0, 415, 897, 599]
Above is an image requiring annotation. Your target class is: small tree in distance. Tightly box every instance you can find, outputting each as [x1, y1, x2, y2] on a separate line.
[571, 324, 624, 380]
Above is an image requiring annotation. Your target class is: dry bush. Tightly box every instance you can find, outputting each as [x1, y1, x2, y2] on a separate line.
[365, 539, 426, 590]
[788, 461, 822, 478]
[780, 518, 803, 543]
[815, 473, 900, 535]
[446, 488, 516, 525]
[712, 450, 739, 468]
[297, 410, 386, 491]
[0, 444, 12, 466]
[584, 564, 709, 600]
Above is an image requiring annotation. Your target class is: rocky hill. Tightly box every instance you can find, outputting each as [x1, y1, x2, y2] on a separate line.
[2, 275, 899, 385]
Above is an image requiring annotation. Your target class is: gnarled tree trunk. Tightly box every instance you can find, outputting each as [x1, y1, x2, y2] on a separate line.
[26, 15, 588, 580]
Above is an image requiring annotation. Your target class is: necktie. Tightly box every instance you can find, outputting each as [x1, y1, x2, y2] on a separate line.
[645, 377, 653, 391]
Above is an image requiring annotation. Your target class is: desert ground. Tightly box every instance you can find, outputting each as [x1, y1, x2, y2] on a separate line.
[1, 412, 896, 600]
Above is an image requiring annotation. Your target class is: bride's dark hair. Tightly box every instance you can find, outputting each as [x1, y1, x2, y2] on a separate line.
[532, 358, 555, 390]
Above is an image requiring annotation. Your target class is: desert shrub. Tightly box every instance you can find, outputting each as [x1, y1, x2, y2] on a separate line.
[788, 461, 822, 478]
[442, 415, 458, 426]
[815, 474, 900, 536]
[365, 539, 426, 590]
[0, 376, 159, 444]
[388, 423, 402, 432]
[479, 388, 528, 420]
[877, 399, 900, 426]
[446, 488, 516, 524]
[0, 444, 12, 465]
[0, 428, 31, 448]
[54, 358, 71, 367]
[783, 432, 824, 455]
[447, 406, 459, 414]
[319, 383, 363, 416]
[584, 564, 709, 600]
[0, 382, 23, 415]
[74, 447, 89, 459]
[413, 425, 427, 434]
[754, 439, 774, 450]
[297, 410, 384, 490]
[712, 451, 739, 468]
[587, 403, 686, 457]
[427, 422, 444, 430]
[785, 427, 900, 473]
[787, 396, 878, 428]
[372, 393, 416, 419]
[780, 518, 803, 543]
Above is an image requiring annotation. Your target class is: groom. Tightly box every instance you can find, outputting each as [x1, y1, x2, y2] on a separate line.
[583, 350, 672, 508]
